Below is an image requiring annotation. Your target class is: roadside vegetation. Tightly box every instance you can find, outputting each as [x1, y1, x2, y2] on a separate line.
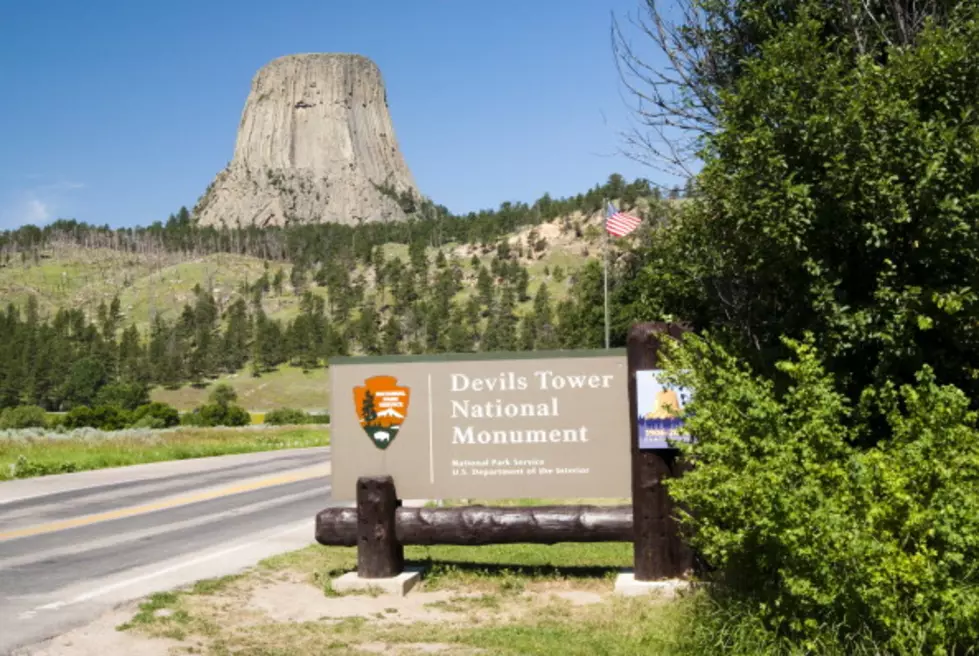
[0, 383, 330, 480]
[0, 425, 329, 480]
[613, 1, 979, 652]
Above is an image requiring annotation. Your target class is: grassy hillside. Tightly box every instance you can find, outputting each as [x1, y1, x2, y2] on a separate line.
[1, 206, 649, 413]
[150, 366, 330, 412]
[0, 208, 625, 332]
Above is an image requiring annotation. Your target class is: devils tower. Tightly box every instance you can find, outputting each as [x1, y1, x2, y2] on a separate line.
[193, 53, 418, 228]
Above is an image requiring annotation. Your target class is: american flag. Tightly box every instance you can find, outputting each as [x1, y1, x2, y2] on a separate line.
[605, 202, 642, 237]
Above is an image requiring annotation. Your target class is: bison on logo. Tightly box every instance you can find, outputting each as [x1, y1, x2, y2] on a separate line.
[353, 375, 411, 450]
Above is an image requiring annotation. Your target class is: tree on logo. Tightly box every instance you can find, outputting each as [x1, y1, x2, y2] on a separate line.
[361, 390, 378, 426]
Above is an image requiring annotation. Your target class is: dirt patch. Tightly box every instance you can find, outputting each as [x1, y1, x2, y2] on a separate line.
[244, 580, 477, 624]
[29, 542, 679, 655]
[550, 590, 604, 605]
[16, 605, 185, 656]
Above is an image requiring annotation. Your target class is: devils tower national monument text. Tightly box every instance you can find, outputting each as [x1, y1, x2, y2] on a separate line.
[194, 53, 418, 228]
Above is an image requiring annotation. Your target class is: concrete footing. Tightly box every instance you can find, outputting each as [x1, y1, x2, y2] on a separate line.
[613, 570, 689, 598]
[332, 567, 424, 597]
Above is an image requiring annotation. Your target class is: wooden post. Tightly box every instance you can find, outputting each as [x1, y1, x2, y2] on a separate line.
[356, 475, 404, 578]
[627, 322, 689, 580]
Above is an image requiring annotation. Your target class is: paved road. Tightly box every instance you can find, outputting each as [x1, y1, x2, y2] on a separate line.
[0, 447, 335, 655]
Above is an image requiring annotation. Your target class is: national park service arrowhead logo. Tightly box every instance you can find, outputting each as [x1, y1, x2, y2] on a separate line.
[354, 375, 411, 450]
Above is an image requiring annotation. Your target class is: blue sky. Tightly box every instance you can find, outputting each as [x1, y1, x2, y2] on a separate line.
[0, 0, 679, 230]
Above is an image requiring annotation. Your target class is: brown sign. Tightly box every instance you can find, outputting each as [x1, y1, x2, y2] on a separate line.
[330, 350, 630, 501]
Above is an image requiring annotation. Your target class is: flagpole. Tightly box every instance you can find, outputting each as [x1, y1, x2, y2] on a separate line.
[603, 197, 610, 350]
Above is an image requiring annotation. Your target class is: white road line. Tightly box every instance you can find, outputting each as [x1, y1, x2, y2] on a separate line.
[25, 522, 311, 613]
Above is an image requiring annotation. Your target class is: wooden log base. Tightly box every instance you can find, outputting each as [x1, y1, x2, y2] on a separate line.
[316, 504, 633, 547]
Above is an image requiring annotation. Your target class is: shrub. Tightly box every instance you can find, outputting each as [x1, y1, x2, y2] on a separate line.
[307, 411, 330, 424]
[130, 402, 180, 429]
[185, 402, 251, 428]
[63, 405, 131, 431]
[94, 382, 150, 411]
[662, 334, 979, 653]
[264, 408, 309, 425]
[63, 406, 96, 429]
[0, 405, 48, 430]
[180, 410, 206, 427]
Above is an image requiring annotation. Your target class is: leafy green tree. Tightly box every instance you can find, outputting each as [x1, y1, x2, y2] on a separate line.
[61, 356, 108, 408]
[654, 2, 979, 412]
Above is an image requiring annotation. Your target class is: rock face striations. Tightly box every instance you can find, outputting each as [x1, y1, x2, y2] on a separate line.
[194, 54, 418, 228]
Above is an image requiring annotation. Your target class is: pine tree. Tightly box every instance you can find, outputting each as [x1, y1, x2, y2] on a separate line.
[477, 266, 494, 309]
[516, 266, 530, 301]
[119, 324, 148, 384]
[223, 298, 250, 372]
[356, 299, 380, 355]
[532, 284, 559, 350]
[381, 315, 401, 355]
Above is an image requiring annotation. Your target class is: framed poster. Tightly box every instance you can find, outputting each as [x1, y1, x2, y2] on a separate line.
[636, 369, 693, 449]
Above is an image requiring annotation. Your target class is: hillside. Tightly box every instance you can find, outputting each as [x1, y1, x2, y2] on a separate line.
[0, 204, 629, 332]
[0, 175, 675, 413]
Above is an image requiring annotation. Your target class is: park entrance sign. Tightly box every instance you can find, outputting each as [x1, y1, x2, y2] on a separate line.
[330, 349, 631, 501]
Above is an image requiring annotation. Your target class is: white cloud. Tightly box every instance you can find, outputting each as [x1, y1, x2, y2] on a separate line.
[0, 179, 84, 229]
[24, 198, 51, 223]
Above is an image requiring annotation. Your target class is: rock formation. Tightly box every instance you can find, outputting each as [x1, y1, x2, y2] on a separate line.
[194, 53, 418, 228]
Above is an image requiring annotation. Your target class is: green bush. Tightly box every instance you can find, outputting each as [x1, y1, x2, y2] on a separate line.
[46, 413, 66, 431]
[94, 382, 150, 411]
[222, 405, 250, 427]
[263, 408, 309, 425]
[63, 405, 131, 431]
[63, 406, 95, 429]
[0, 405, 48, 429]
[307, 411, 330, 424]
[129, 402, 180, 429]
[184, 403, 251, 428]
[662, 334, 979, 653]
[180, 410, 206, 427]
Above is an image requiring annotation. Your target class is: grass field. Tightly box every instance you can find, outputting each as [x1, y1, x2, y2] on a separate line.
[117, 539, 696, 655]
[0, 425, 329, 480]
[151, 366, 330, 412]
